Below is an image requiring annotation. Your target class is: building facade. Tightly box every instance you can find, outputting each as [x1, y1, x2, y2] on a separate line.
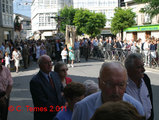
[123, 0, 159, 42]
[0, 0, 14, 44]
[73, 0, 119, 37]
[31, 0, 73, 40]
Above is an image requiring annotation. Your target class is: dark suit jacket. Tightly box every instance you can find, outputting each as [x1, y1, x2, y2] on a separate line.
[143, 74, 154, 120]
[54, 42, 62, 53]
[116, 41, 123, 49]
[30, 71, 65, 120]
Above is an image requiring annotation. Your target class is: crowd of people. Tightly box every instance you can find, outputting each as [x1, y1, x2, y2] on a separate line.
[28, 53, 153, 120]
[0, 35, 159, 72]
[0, 36, 155, 120]
[0, 39, 75, 72]
[78, 36, 159, 66]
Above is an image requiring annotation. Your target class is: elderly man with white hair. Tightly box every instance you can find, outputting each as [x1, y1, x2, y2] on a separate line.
[125, 53, 153, 120]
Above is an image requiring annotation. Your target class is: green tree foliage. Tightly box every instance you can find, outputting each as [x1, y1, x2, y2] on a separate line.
[58, 6, 77, 32]
[134, 0, 159, 18]
[73, 9, 106, 37]
[85, 12, 106, 37]
[73, 9, 92, 35]
[59, 7, 106, 37]
[111, 8, 136, 40]
[14, 15, 22, 31]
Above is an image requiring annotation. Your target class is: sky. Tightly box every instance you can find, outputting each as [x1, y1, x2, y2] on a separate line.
[13, 0, 32, 17]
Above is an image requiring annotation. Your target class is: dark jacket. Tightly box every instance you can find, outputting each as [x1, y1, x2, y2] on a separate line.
[30, 71, 65, 120]
[143, 74, 154, 120]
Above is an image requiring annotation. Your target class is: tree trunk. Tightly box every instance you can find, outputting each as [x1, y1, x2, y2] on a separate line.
[121, 29, 123, 41]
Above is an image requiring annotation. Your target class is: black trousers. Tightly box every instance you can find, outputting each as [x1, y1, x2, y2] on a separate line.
[0, 97, 9, 120]
[55, 51, 61, 62]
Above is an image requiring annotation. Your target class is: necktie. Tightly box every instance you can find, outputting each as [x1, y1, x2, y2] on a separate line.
[48, 76, 54, 88]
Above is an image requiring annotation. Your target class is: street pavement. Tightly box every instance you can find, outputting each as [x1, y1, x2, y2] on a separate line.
[8, 59, 159, 120]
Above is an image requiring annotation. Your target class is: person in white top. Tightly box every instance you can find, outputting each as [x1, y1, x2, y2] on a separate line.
[143, 39, 150, 65]
[61, 45, 68, 64]
[12, 48, 21, 73]
[5, 52, 12, 69]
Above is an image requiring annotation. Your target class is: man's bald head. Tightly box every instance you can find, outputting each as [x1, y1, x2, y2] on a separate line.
[38, 55, 50, 66]
[99, 62, 127, 78]
[98, 62, 128, 102]
[38, 55, 52, 74]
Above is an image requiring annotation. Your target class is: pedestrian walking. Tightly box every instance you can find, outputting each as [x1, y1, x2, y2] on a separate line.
[12, 48, 21, 73]
[4, 52, 11, 69]
[22, 44, 29, 69]
[61, 45, 68, 64]
[74, 39, 80, 62]
[67, 44, 74, 68]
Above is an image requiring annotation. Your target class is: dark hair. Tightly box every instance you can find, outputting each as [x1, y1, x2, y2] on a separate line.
[91, 101, 145, 120]
[64, 82, 86, 100]
[54, 61, 67, 72]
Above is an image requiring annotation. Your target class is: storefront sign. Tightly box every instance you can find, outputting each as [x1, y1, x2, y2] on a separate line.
[101, 30, 111, 34]
[124, 24, 159, 32]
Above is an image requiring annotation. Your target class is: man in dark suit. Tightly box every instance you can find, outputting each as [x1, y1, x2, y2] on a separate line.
[54, 39, 62, 62]
[30, 55, 65, 120]
[116, 37, 123, 49]
[22, 44, 29, 69]
[125, 53, 154, 120]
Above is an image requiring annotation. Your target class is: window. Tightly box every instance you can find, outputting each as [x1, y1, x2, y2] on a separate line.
[26, 21, 30, 26]
[2, 15, 5, 24]
[50, 13, 56, 26]
[6, 15, 8, 25]
[8, 6, 10, 14]
[51, 0, 56, 5]
[9, 16, 12, 25]
[6, 5, 9, 13]
[39, 0, 43, 8]
[44, 0, 50, 8]
[2, 4, 5, 12]
[134, 16, 138, 24]
[10, 6, 12, 14]
[144, 14, 151, 23]
[8, 0, 11, 5]
[39, 14, 44, 26]
[45, 14, 50, 26]
[6, 0, 8, 4]
[8, 16, 10, 25]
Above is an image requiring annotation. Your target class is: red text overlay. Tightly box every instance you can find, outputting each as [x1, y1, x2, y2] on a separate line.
[8, 105, 67, 112]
